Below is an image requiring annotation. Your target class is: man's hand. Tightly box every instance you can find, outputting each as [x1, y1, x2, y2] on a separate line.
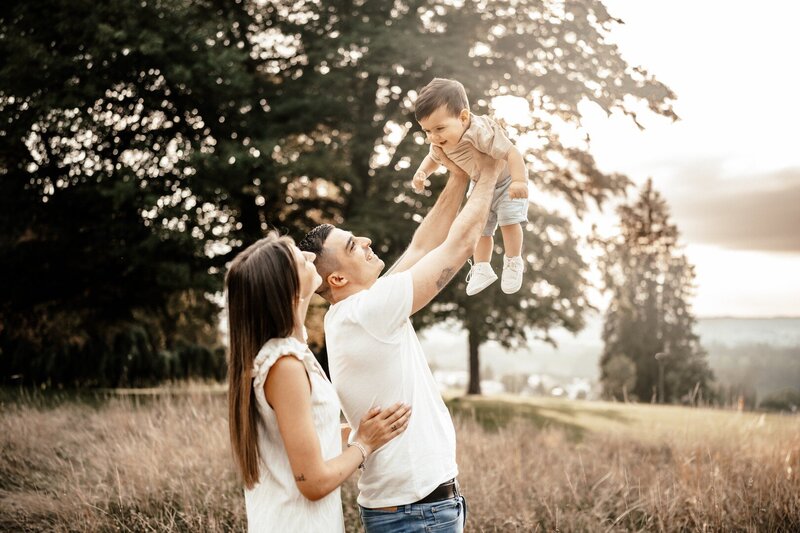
[508, 181, 528, 199]
[431, 146, 467, 180]
[469, 147, 505, 183]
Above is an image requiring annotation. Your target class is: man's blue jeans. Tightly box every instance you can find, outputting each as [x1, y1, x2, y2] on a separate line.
[359, 496, 466, 533]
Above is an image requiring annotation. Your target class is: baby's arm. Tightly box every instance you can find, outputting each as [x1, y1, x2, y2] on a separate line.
[506, 145, 528, 199]
[412, 155, 440, 193]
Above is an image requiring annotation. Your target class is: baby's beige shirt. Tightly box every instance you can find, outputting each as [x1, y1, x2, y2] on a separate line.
[429, 114, 513, 183]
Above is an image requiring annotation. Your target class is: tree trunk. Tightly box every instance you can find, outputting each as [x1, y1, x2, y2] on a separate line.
[467, 324, 481, 395]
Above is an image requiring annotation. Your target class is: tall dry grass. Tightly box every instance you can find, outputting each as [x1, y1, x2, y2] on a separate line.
[1, 390, 798, 532]
[1, 391, 243, 532]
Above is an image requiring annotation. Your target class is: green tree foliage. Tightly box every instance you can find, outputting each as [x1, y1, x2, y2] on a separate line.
[603, 353, 636, 401]
[759, 388, 800, 413]
[252, 0, 677, 394]
[2, 0, 676, 388]
[597, 179, 714, 403]
[0, 0, 260, 385]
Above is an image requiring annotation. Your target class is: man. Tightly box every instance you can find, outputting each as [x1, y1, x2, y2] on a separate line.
[298, 146, 503, 532]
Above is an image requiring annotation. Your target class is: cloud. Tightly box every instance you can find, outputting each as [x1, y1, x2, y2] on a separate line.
[659, 166, 800, 253]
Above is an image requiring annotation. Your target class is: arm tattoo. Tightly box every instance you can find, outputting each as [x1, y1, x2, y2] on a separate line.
[294, 474, 306, 482]
[435, 267, 456, 290]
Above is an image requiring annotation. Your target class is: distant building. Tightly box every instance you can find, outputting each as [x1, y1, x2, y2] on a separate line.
[479, 380, 506, 396]
[433, 370, 469, 391]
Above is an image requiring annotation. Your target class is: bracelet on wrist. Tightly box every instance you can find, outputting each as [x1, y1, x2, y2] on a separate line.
[348, 441, 368, 471]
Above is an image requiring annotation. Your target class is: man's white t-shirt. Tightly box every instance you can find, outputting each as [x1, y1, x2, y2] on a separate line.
[324, 270, 458, 508]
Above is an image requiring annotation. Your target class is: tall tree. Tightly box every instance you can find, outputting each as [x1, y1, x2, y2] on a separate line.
[2, 0, 677, 388]
[252, 0, 676, 394]
[0, 0, 267, 384]
[597, 179, 713, 403]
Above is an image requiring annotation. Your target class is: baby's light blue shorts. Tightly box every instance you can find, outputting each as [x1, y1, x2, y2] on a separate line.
[478, 176, 529, 237]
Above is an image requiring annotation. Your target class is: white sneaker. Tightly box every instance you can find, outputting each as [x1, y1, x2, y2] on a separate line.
[465, 262, 498, 296]
[501, 256, 524, 294]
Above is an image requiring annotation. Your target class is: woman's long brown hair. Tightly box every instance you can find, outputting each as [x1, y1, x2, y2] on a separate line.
[225, 233, 300, 488]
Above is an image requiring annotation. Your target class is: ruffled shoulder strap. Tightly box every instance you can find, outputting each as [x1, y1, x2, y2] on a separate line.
[251, 336, 313, 391]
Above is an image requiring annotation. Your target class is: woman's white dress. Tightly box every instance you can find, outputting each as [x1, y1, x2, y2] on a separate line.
[244, 336, 345, 532]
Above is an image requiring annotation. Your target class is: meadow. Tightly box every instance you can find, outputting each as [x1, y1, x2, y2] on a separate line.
[1, 388, 798, 532]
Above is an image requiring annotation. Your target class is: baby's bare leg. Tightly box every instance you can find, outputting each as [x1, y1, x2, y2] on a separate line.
[473, 235, 493, 263]
[499, 223, 523, 257]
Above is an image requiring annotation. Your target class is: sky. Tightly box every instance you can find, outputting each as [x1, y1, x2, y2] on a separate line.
[573, 0, 800, 317]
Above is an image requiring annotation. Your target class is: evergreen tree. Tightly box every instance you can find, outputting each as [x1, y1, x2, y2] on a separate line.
[597, 179, 713, 403]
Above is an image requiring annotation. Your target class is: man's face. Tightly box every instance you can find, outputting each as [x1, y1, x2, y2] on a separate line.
[418, 105, 469, 148]
[325, 228, 385, 290]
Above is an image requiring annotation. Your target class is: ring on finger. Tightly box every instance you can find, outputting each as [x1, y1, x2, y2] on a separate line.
[391, 424, 397, 431]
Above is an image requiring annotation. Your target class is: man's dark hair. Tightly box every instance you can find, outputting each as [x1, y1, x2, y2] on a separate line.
[298, 224, 338, 299]
[414, 78, 469, 122]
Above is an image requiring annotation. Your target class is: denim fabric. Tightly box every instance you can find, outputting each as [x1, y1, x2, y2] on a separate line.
[359, 496, 466, 533]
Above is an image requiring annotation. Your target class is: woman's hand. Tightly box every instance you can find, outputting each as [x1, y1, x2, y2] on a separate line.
[354, 402, 411, 454]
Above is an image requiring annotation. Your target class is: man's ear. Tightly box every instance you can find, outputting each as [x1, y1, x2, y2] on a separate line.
[327, 271, 348, 289]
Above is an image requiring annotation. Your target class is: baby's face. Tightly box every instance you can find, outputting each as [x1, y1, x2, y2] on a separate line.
[418, 105, 469, 149]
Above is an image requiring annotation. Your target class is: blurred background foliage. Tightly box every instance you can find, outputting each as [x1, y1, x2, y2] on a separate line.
[2, 0, 720, 398]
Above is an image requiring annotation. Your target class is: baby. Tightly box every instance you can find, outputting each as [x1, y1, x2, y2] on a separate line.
[412, 78, 528, 295]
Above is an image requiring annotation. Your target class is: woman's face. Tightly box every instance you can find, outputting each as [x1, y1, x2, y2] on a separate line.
[292, 245, 322, 299]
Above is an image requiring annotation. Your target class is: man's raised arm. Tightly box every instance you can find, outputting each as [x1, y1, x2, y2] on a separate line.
[408, 154, 504, 314]
[387, 147, 469, 275]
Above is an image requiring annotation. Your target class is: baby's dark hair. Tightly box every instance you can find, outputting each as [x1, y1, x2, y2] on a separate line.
[414, 78, 469, 122]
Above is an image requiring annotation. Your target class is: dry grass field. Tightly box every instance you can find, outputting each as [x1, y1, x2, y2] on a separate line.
[1, 388, 798, 532]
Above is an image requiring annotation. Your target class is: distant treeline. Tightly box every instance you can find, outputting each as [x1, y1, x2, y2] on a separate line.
[708, 342, 800, 397]
[707, 342, 800, 411]
[1, 324, 226, 388]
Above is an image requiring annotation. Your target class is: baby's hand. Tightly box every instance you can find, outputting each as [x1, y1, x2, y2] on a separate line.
[508, 181, 528, 199]
[412, 170, 427, 193]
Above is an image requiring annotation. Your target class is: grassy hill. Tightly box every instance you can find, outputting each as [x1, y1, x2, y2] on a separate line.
[2, 389, 798, 531]
[447, 394, 798, 442]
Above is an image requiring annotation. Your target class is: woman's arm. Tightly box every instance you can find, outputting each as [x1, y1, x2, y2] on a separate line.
[266, 356, 410, 501]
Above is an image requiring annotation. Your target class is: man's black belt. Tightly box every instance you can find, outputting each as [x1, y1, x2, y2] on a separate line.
[412, 478, 460, 505]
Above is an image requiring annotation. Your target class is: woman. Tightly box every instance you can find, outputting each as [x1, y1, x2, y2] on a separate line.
[226, 233, 411, 531]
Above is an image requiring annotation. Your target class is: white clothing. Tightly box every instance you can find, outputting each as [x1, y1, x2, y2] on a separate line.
[324, 271, 458, 508]
[245, 336, 344, 532]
